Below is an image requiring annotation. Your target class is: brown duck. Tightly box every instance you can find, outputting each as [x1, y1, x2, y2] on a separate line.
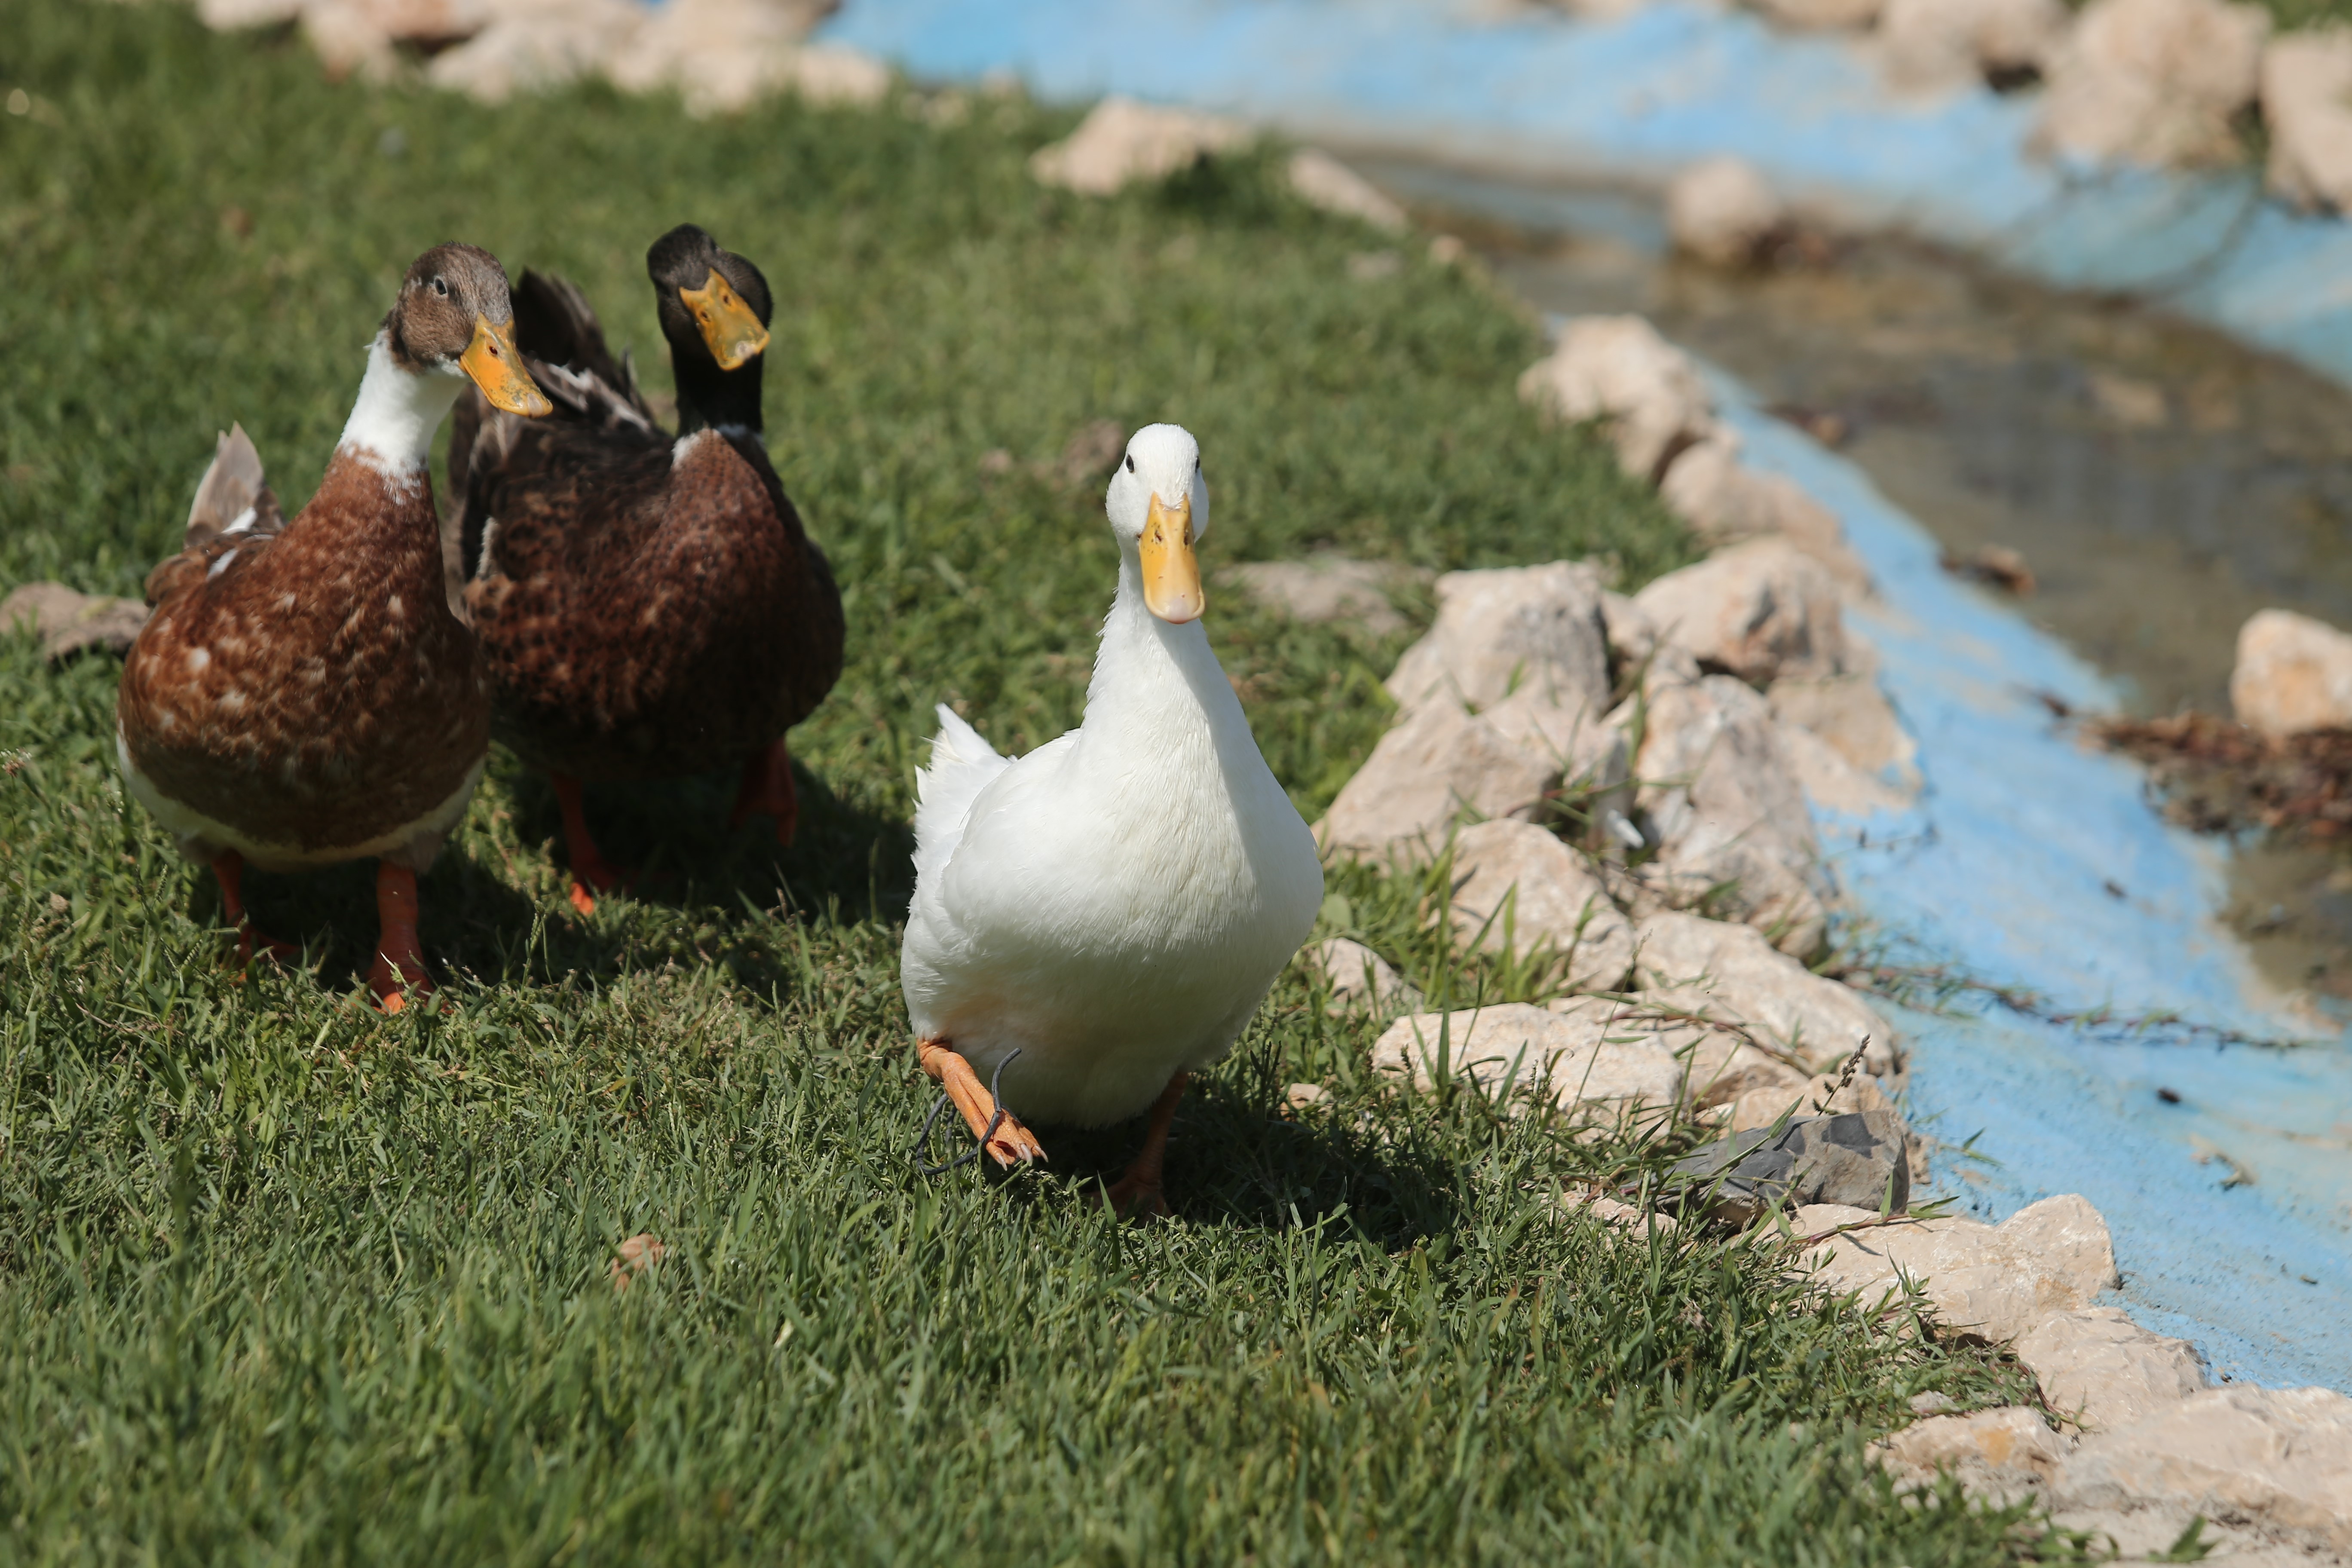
[117, 243, 551, 1010]
[447, 223, 844, 913]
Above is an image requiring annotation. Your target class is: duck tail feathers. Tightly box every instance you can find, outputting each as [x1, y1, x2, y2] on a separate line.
[512, 269, 656, 429]
[183, 424, 283, 551]
[913, 704, 1009, 877]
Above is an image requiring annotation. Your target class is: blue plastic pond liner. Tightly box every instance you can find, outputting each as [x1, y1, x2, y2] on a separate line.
[1710, 382, 2352, 1393]
[820, 0, 2352, 396]
[820, 0, 2352, 1388]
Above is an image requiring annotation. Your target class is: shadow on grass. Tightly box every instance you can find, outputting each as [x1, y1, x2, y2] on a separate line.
[209, 756, 914, 1005]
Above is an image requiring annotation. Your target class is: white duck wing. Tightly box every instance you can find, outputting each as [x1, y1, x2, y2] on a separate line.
[912, 704, 1013, 886]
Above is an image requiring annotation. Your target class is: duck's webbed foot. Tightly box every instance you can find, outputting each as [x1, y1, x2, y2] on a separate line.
[730, 738, 799, 847]
[367, 861, 434, 1014]
[211, 850, 300, 963]
[1099, 1072, 1187, 1220]
[916, 1036, 1046, 1169]
[551, 773, 628, 915]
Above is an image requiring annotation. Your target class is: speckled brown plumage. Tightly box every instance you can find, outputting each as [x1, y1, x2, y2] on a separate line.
[448, 228, 844, 812]
[120, 451, 490, 858]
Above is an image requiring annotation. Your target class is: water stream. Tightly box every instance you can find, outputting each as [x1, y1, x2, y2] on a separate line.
[1359, 155, 2352, 1014]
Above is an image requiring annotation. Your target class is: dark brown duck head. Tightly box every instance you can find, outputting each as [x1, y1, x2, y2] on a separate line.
[647, 223, 772, 437]
[345, 243, 551, 473]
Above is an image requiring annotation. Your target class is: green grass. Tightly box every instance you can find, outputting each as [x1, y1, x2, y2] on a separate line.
[1, 2, 2046, 1560]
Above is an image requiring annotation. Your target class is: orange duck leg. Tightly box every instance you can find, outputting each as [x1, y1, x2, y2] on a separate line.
[368, 861, 433, 1013]
[551, 773, 627, 916]
[730, 737, 799, 846]
[211, 850, 300, 965]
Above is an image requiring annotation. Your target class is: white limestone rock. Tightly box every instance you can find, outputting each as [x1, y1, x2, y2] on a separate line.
[2037, 0, 2271, 168]
[427, 0, 642, 103]
[1877, 0, 2070, 91]
[2052, 1386, 2352, 1551]
[2230, 608, 2352, 736]
[1029, 96, 1253, 196]
[1768, 671, 1918, 785]
[1633, 675, 1829, 957]
[1219, 556, 1418, 637]
[1307, 936, 1423, 1016]
[1776, 720, 1917, 815]
[1752, 0, 1883, 27]
[1447, 820, 1637, 992]
[1633, 910, 1893, 1073]
[1721, 1061, 1901, 1130]
[1318, 700, 1553, 863]
[1666, 157, 1785, 268]
[2014, 1308, 2210, 1433]
[1873, 1407, 2071, 1505]
[602, 0, 880, 113]
[1795, 1193, 2120, 1344]
[1656, 434, 1871, 593]
[1519, 316, 1719, 481]
[1632, 536, 1850, 686]
[1385, 562, 1612, 720]
[1372, 1001, 1685, 1122]
[2263, 29, 2352, 214]
[1287, 149, 1409, 232]
[199, 0, 307, 27]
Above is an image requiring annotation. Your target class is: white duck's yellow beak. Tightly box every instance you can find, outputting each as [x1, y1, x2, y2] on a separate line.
[1140, 493, 1203, 624]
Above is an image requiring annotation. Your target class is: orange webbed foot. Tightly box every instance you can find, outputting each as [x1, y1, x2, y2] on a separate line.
[212, 851, 300, 967]
[1096, 1072, 1187, 1222]
[551, 774, 631, 915]
[915, 1038, 1046, 1170]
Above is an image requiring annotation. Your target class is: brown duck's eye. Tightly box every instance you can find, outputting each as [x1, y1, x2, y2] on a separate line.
[431, 277, 449, 297]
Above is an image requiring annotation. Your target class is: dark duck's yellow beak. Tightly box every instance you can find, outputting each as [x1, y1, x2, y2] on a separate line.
[681, 268, 770, 370]
[461, 315, 553, 416]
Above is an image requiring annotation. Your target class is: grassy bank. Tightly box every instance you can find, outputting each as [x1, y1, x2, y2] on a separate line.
[1, 2, 2035, 1560]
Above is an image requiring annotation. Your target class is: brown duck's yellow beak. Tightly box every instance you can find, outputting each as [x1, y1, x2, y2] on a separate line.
[1140, 493, 1204, 624]
[461, 316, 551, 416]
[681, 268, 770, 371]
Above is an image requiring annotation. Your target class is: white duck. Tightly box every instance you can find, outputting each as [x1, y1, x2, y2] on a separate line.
[901, 423, 1324, 1214]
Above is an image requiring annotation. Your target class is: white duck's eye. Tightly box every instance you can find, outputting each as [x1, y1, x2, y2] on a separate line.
[1124, 454, 1136, 474]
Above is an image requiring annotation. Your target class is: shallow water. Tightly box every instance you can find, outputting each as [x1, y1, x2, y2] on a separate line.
[1354, 156, 2352, 1008]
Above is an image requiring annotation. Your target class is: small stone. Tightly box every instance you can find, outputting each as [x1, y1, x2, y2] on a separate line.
[2015, 1307, 2210, 1433]
[1876, 0, 2069, 91]
[609, 1232, 668, 1292]
[1283, 1081, 1332, 1113]
[1722, 1063, 1902, 1131]
[1873, 1408, 2070, 1504]
[1751, 0, 1882, 28]
[1518, 315, 1719, 482]
[1385, 562, 1612, 721]
[1657, 434, 1871, 592]
[782, 44, 891, 108]
[1288, 148, 1408, 232]
[1446, 820, 1636, 992]
[426, 0, 640, 104]
[1632, 680, 1829, 958]
[1666, 156, 1785, 268]
[2263, 29, 2352, 214]
[1029, 96, 1253, 196]
[198, 0, 305, 26]
[1307, 936, 1423, 1015]
[1317, 700, 1553, 864]
[2086, 370, 2169, 429]
[2036, 0, 2271, 168]
[1666, 1109, 1910, 1225]
[1219, 556, 1419, 637]
[0, 582, 149, 662]
[1632, 536, 1850, 686]
[1372, 1002, 1685, 1124]
[2230, 608, 2352, 736]
[1776, 721, 1917, 816]
[1909, 1390, 1960, 1415]
[2052, 1385, 2352, 1550]
[1561, 1191, 1681, 1237]
[1795, 1193, 2120, 1344]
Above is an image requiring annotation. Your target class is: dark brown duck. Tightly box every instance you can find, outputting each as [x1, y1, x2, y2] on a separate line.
[447, 224, 845, 913]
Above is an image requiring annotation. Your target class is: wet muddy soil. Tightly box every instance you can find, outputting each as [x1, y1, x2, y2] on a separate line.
[1351, 157, 2352, 1008]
